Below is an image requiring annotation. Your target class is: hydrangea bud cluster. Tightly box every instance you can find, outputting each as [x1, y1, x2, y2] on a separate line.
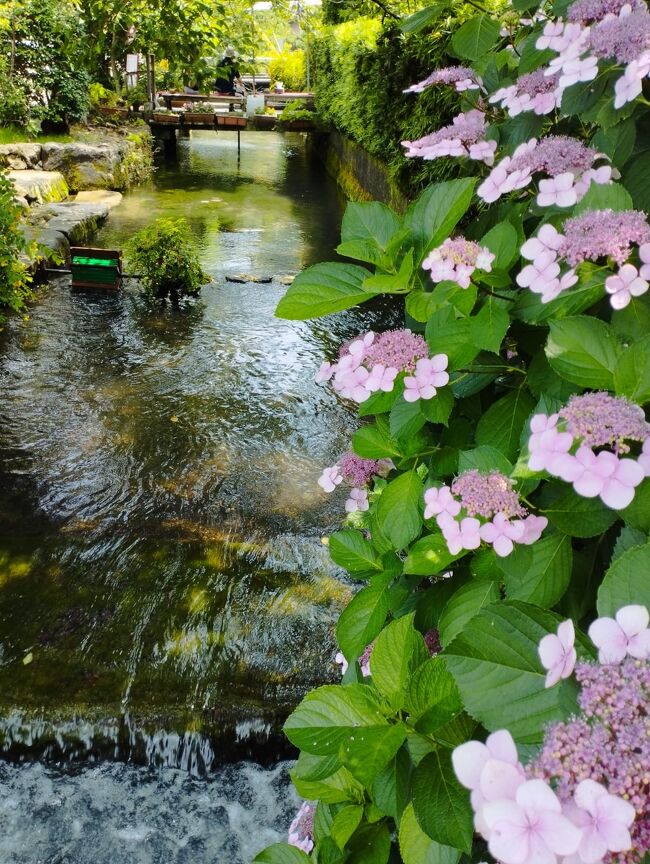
[422, 237, 495, 289]
[318, 452, 393, 513]
[527, 392, 650, 508]
[404, 65, 481, 93]
[489, 69, 562, 117]
[536, 0, 650, 109]
[517, 211, 650, 306]
[402, 109, 497, 165]
[316, 329, 449, 405]
[478, 136, 612, 206]
[424, 469, 547, 557]
[287, 800, 316, 853]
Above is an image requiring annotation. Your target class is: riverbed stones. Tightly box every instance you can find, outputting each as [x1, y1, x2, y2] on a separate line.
[41, 142, 125, 191]
[8, 170, 69, 205]
[0, 143, 42, 170]
[225, 274, 274, 284]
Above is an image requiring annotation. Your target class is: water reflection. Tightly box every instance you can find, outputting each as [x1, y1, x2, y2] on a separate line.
[0, 131, 399, 748]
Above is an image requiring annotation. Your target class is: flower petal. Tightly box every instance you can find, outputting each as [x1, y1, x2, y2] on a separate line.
[452, 740, 489, 789]
[615, 604, 649, 637]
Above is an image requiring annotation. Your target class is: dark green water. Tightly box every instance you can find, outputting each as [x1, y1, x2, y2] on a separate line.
[0, 132, 396, 763]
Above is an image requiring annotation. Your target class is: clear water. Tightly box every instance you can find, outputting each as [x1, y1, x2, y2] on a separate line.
[0, 131, 399, 860]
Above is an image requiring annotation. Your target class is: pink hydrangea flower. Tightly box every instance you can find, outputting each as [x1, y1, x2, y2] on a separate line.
[605, 264, 649, 309]
[638, 438, 650, 475]
[403, 355, 449, 402]
[402, 110, 491, 162]
[438, 513, 482, 554]
[479, 512, 526, 557]
[469, 139, 498, 165]
[521, 224, 566, 261]
[288, 801, 315, 853]
[482, 779, 582, 864]
[537, 172, 578, 208]
[588, 604, 650, 663]
[404, 66, 480, 93]
[366, 363, 399, 392]
[539, 619, 577, 688]
[318, 465, 343, 492]
[345, 487, 369, 513]
[557, 446, 644, 509]
[639, 242, 650, 279]
[570, 779, 636, 862]
[424, 485, 461, 520]
[423, 237, 495, 289]
[316, 361, 334, 382]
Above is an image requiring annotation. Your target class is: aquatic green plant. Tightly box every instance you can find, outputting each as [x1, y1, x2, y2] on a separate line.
[125, 218, 210, 299]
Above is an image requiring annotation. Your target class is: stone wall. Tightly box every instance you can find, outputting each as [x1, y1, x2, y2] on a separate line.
[0, 130, 153, 193]
[312, 131, 408, 213]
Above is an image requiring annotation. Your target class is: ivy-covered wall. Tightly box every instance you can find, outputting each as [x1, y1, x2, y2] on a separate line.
[311, 17, 462, 197]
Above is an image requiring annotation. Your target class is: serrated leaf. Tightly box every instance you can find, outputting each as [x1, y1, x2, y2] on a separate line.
[412, 749, 473, 852]
[542, 484, 618, 538]
[330, 530, 383, 574]
[426, 306, 478, 370]
[399, 802, 461, 864]
[445, 601, 579, 743]
[438, 581, 500, 648]
[481, 221, 518, 270]
[405, 179, 476, 266]
[341, 724, 408, 787]
[405, 657, 463, 730]
[284, 684, 388, 755]
[475, 389, 535, 461]
[276, 263, 373, 319]
[390, 398, 426, 439]
[451, 14, 501, 61]
[336, 573, 393, 660]
[470, 297, 510, 353]
[377, 471, 424, 549]
[573, 182, 633, 215]
[623, 150, 650, 213]
[597, 544, 650, 616]
[400, 3, 447, 32]
[546, 316, 620, 389]
[341, 201, 402, 249]
[254, 843, 311, 863]
[370, 614, 429, 707]
[372, 745, 412, 821]
[404, 531, 461, 576]
[499, 532, 572, 607]
[613, 335, 650, 404]
[353, 422, 403, 459]
[329, 805, 364, 849]
[346, 821, 391, 864]
[458, 445, 513, 475]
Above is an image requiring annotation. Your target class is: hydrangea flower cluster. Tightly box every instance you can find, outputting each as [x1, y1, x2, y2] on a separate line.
[402, 109, 497, 165]
[536, 0, 650, 109]
[424, 469, 547, 557]
[422, 237, 495, 288]
[404, 65, 481, 93]
[518, 211, 650, 305]
[318, 452, 393, 513]
[287, 800, 316, 853]
[527, 392, 650, 508]
[453, 609, 650, 864]
[478, 136, 612, 206]
[316, 329, 449, 405]
[489, 69, 562, 117]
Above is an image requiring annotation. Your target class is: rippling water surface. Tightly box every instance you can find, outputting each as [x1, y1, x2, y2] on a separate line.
[0, 131, 397, 860]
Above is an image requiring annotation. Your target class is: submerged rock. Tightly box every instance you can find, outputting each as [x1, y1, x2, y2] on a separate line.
[75, 190, 123, 210]
[225, 274, 273, 284]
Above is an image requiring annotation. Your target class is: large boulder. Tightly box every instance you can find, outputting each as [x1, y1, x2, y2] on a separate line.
[0, 143, 42, 170]
[8, 170, 69, 204]
[41, 142, 127, 191]
[32, 200, 111, 245]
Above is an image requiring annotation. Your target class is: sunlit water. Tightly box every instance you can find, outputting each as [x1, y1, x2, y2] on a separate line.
[0, 131, 398, 860]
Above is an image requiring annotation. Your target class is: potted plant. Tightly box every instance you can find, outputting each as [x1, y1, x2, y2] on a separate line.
[277, 100, 318, 132]
[183, 102, 217, 124]
[252, 106, 277, 130]
[151, 107, 180, 125]
[89, 82, 130, 120]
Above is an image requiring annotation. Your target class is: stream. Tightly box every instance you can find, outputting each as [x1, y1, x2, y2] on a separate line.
[0, 131, 396, 862]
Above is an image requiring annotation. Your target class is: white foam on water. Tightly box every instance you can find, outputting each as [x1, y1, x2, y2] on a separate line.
[0, 759, 298, 864]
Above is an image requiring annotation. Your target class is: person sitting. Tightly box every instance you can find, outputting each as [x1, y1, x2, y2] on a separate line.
[214, 47, 243, 96]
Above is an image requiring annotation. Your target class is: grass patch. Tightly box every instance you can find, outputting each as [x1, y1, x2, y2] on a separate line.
[0, 125, 74, 145]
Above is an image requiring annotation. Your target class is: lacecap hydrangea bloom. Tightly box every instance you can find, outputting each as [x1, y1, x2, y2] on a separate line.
[404, 65, 481, 93]
[518, 210, 650, 306]
[478, 136, 613, 207]
[527, 392, 650, 509]
[422, 237, 495, 289]
[402, 109, 497, 165]
[318, 452, 393, 513]
[536, 0, 650, 109]
[316, 329, 449, 405]
[287, 800, 316, 853]
[424, 469, 547, 557]
[489, 68, 563, 117]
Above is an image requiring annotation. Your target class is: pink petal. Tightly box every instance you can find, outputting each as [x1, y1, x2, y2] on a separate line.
[600, 478, 636, 510]
[577, 825, 608, 863]
[545, 664, 563, 688]
[539, 634, 564, 670]
[588, 617, 627, 664]
[517, 779, 562, 814]
[480, 759, 525, 801]
[574, 779, 607, 813]
[598, 795, 636, 829]
[627, 628, 650, 658]
[489, 822, 531, 864]
[615, 458, 645, 486]
[493, 534, 515, 557]
[452, 740, 489, 789]
[537, 811, 582, 856]
[486, 729, 519, 764]
[561, 646, 577, 678]
[616, 604, 649, 637]
[597, 820, 632, 854]
[557, 619, 575, 650]
[573, 471, 604, 498]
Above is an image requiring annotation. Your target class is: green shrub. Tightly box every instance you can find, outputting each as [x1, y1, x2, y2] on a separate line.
[278, 100, 318, 123]
[0, 73, 31, 128]
[0, 172, 33, 321]
[125, 218, 210, 299]
[89, 82, 119, 108]
[268, 48, 307, 91]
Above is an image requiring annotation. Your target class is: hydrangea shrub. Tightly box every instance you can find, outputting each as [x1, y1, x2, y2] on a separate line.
[255, 0, 650, 860]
